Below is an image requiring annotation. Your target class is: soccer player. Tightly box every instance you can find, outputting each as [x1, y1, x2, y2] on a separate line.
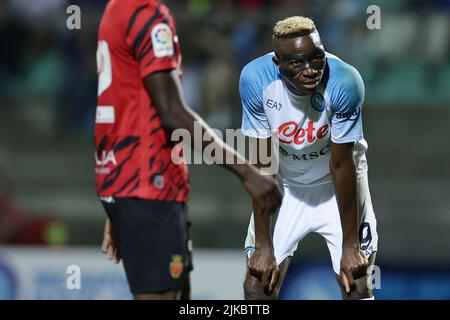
[95, 0, 282, 300]
[241, 16, 378, 300]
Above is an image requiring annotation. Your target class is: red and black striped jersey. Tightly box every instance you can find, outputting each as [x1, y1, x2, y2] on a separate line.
[95, 0, 189, 202]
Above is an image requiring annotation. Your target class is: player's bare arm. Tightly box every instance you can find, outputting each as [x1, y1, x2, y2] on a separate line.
[246, 137, 280, 295]
[143, 71, 282, 218]
[330, 141, 369, 294]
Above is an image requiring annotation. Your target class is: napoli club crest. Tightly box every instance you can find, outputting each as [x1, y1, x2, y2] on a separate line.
[311, 92, 325, 112]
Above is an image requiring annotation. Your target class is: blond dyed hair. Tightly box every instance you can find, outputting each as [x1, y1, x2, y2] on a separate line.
[273, 16, 316, 38]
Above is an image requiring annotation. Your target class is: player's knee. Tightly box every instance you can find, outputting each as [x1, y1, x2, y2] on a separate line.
[353, 276, 373, 299]
[338, 276, 373, 300]
[243, 273, 277, 300]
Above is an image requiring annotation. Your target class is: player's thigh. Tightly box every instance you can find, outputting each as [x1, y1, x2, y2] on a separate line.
[357, 174, 378, 257]
[244, 256, 291, 300]
[101, 198, 193, 296]
[244, 186, 313, 266]
[315, 177, 378, 275]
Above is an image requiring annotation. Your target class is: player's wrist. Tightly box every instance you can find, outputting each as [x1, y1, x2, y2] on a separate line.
[342, 239, 360, 250]
[255, 235, 273, 248]
[342, 225, 359, 246]
[255, 243, 273, 252]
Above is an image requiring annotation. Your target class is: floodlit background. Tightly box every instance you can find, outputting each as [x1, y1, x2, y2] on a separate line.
[0, 0, 449, 299]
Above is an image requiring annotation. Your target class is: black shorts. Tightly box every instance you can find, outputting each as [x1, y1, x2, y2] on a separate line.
[101, 198, 193, 294]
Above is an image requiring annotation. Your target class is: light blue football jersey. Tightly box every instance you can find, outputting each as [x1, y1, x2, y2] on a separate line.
[240, 52, 368, 186]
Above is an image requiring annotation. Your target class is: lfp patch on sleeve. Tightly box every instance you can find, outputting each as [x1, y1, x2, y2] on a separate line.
[151, 23, 174, 58]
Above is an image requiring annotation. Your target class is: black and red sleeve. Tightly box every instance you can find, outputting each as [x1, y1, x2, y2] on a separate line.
[125, 3, 178, 78]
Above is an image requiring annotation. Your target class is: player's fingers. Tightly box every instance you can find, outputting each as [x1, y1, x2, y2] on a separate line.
[107, 245, 115, 260]
[345, 270, 356, 291]
[354, 266, 366, 279]
[116, 247, 122, 264]
[261, 271, 269, 289]
[362, 252, 369, 267]
[249, 268, 262, 282]
[112, 248, 116, 263]
[101, 240, 110, 253]
[113, 249, 120, 264]
[355, 256, 369, 279]
[268, 267, 280, 292]
[340, 271, 350, 294]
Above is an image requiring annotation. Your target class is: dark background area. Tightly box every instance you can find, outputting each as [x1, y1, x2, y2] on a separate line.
[0, 0, 449, 273]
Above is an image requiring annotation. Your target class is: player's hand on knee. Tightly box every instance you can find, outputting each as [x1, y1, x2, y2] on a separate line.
[248, 247, 280, 296]
[101, 218, 121, 264]
[339, 246, 369, 294]
[243, 169, 282, 215]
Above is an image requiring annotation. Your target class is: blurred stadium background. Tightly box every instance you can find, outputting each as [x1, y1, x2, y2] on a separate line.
[0, 0, 449, 299]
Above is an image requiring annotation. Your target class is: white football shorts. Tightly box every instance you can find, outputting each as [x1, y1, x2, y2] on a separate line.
[244, 174, 378, 275]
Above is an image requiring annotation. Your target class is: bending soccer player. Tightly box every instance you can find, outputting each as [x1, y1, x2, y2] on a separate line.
[95, 0, 282, 300]
[241, 16, 378, 300]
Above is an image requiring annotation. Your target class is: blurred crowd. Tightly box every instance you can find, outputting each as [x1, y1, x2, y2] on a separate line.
[0, 168, 69, 245]
[0, 0, 448, 247]
[0, 0, 449, 135]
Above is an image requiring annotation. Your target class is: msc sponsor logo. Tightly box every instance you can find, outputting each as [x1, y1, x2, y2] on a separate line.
[288, 145, 330, 161]
[334, 109, 360, 122]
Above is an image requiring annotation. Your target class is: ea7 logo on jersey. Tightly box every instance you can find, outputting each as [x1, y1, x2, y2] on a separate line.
[152, 23, 174, 58]
[265, 99, 282, 111]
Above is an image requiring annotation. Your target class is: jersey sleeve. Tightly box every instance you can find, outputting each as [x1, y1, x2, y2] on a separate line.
[328, 63, 365, 144]
[125, 4, 177, 78]
[239, 63, 271, 138]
